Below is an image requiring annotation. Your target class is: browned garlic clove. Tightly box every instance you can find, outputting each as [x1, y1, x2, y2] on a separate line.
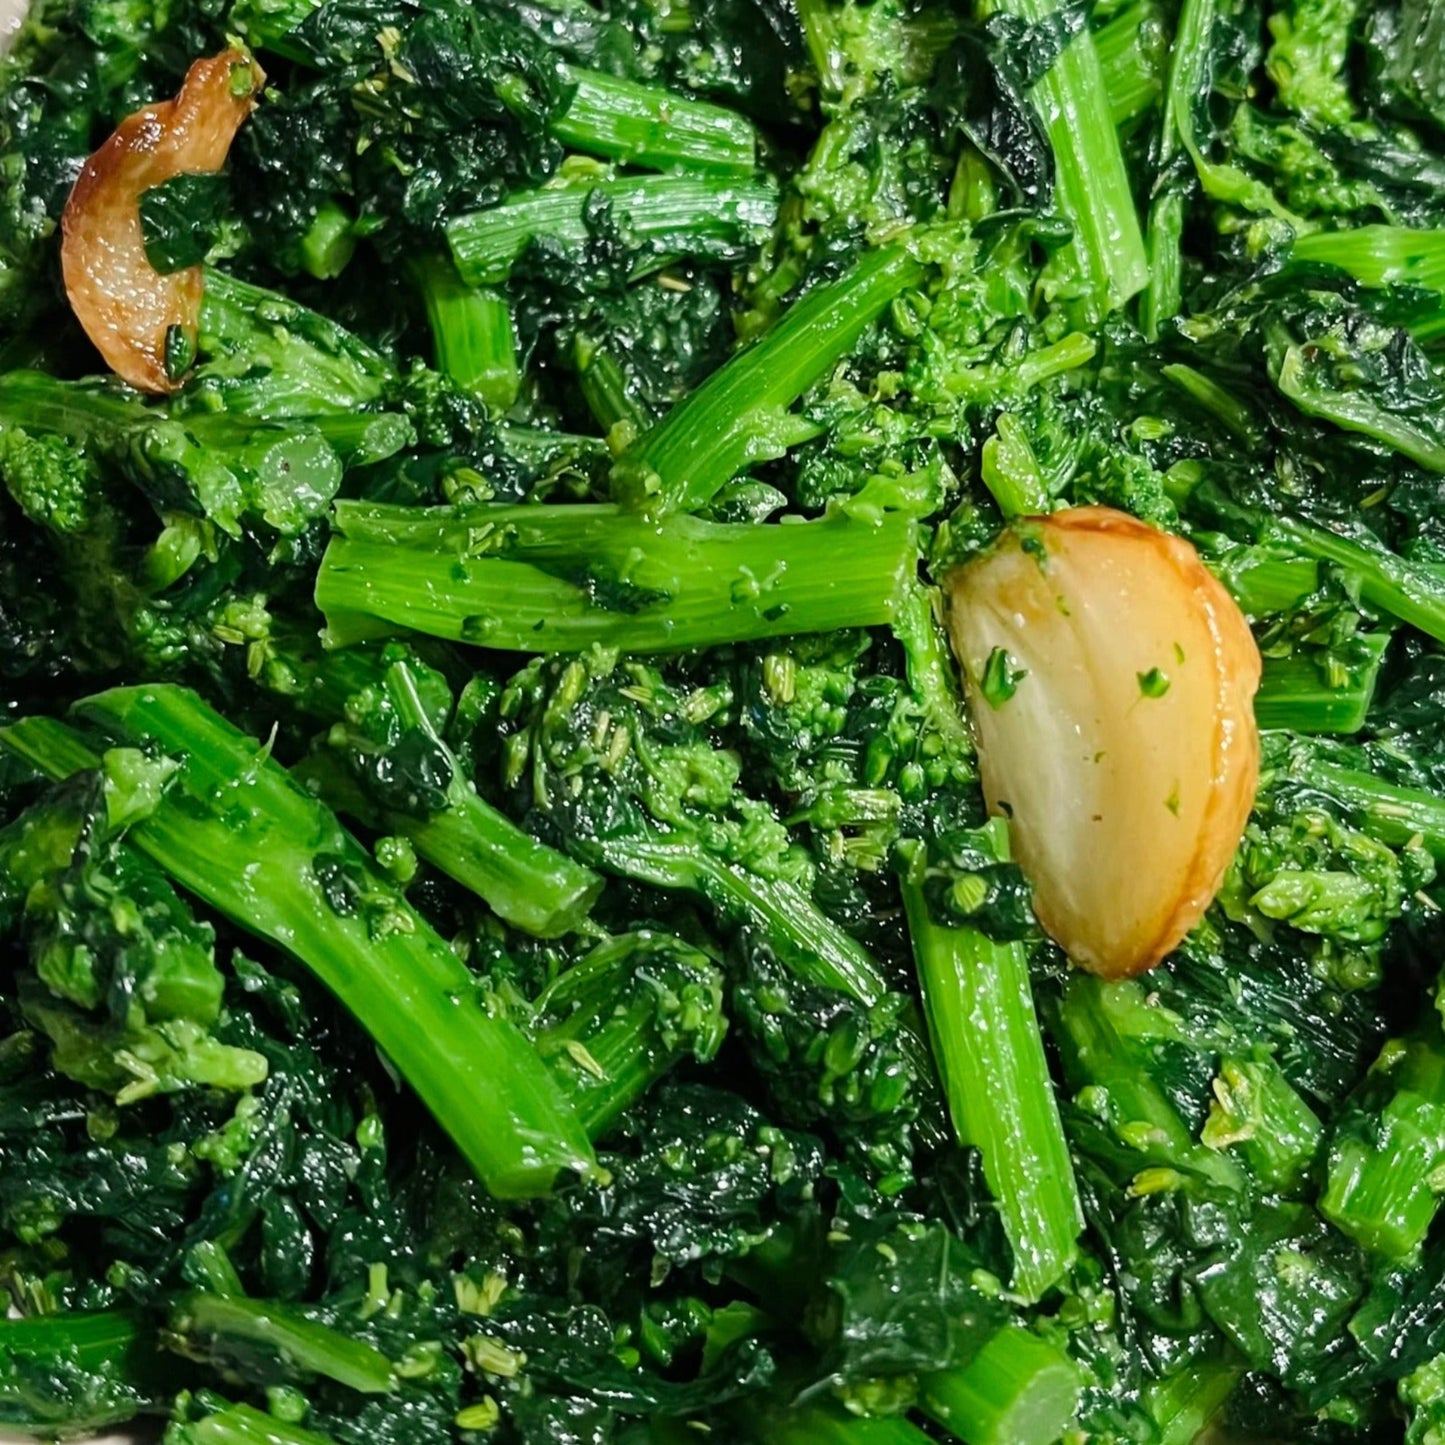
[942, 506, 1261, 979]
[61, 49, 264, 393]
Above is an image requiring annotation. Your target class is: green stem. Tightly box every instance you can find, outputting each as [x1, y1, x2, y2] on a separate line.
[1096, 1, 1164, 124]
[446, 176, 777, 286]
[898, 835, 1083, 1301]
[260, 640, 602, 937]
[168, 1292, 394, 1394]
[988, 0, 1149, 315]
[1287, 753, 1445, 860]
[1291, 226, 1445, 293]
[167, 1400, 343, 1445]
[614, 246, 924, 513]
[1321, 1028, 1445, 1258]
[533, 932, 726, 1137]
[980, 412, 1051, 517]
[1254, 635, 1390, 734]
[409, 255, 520, 413]
[1, 695, 598, 1199]
[553, 65, 758, 175]
[315, 502, 917, 654]
[1271, 337, 1445, 472]
[1144, 1359, 1243, 1445]
[918, 1326, 1082, 1445]
[197, 268, 394, 414]
[1275, 516, 1445, 644]
[1053, 973, 1245, 1191]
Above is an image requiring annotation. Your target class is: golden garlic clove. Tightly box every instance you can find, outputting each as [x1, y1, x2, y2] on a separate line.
[61, 50, 263, 394]
[942, 506, 1261, 979]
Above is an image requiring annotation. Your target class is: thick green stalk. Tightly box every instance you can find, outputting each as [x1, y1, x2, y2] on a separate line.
[1321, 1029, 1445, 1257]
[315, 502, 917, 653]
[612, 246, 925, 513]
[988, 0, 1148, 314]
[0, 1310, 166, 1434]
[919, 1326, 1082, 1445]
[446, 176, 777, 286]
[1253, 633, 1390, 734]
[169, 1292, 394, 1394]
[1287, 754, 1445, 860]
[898, 832, 1083, 1301]
[410, 255, 520, 412]
[1, 696, 597, 1199]
[167, 1400, 342, 1445]
[554, 65, 758, 175]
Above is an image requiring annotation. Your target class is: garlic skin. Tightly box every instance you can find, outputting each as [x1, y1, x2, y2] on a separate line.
[61, 50, 263, 394]
[942, 506, 1261, 979]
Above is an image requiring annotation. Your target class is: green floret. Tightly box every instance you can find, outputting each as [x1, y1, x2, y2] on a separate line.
[0, 426, 97, 534]
[255, 633, 603, 938]
[1, 757, 267, 1102]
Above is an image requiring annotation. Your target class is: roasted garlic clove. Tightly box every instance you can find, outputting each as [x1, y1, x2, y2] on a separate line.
[61, 50, 263, 393]
[942, 506, 1261, 979]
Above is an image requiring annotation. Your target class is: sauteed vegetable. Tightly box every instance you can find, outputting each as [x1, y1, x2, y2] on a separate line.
[4, 0, 1445, 1438]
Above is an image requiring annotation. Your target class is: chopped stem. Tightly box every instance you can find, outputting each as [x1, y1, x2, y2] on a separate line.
[1145, 1360, 1243, 1445]
[1287, 753, 1445, 859]
[1321, 1028, 1445, 1257]
[168, 1292, 393, 1394]
[410, 255, 520, 412]
[1096, 1, 1164, 124]
[1253, 634, 1390, 734]
[169, 1400, 343, 1445]
[1275, 516, 1445, 644]
[987, 0, 1148, 314]
[446, 176, 778, 287]
[980, 412, 1051, 517]
[554, 65, 758, 175]
[919, 1326, 1082, 1445]
[1291, 226, 1445, 293]
[612, 246, 925, 513]
[316, 502, 918, 653]
[898, 833, 1083, 1301]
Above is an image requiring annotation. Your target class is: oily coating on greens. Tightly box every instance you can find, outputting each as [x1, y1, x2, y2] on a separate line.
[9, 0, 1445, 1436]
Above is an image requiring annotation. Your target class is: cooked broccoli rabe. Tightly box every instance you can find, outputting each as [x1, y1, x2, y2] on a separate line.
[10, 0, 1445, 1435]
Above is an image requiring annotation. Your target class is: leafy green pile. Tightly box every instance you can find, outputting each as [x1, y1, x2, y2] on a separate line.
[8, 0, 1445, 1438]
